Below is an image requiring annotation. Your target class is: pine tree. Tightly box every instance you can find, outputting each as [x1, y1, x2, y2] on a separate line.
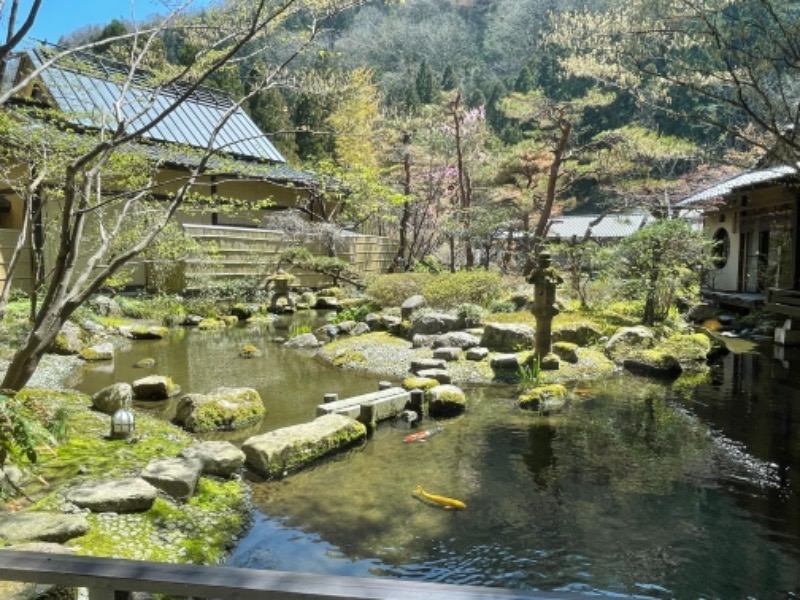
[441, 64, 458, 91]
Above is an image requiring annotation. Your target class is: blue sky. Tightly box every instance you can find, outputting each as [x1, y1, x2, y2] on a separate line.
[18, 1, 206, 46]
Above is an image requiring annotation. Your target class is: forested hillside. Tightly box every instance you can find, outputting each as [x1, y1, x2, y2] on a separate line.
[56, 0, 795, 269]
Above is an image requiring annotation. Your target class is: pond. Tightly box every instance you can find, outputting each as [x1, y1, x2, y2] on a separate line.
[71, 319, 800, 598]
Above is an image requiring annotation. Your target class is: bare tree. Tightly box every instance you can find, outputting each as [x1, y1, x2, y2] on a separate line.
[0, 0, 364, 391]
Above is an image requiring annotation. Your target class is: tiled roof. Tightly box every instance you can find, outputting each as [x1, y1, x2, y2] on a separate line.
[677, 165, 800, 207]
[24, 47, 285, 164]
[546, 213, 653, 239]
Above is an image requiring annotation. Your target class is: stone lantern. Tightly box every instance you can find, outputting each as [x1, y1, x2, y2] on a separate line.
[526, 251, 563, 362]
[266, 269, 296, 313]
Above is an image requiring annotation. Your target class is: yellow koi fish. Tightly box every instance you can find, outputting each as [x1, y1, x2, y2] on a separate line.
[413, 485, 467, 510]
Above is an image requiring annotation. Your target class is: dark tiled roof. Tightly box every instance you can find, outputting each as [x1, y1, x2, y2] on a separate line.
[25, 47, 285, 164]
[546, 213, 653, 239]
[677, 165, 800, 207]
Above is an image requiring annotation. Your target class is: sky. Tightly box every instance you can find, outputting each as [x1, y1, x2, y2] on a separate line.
[16, 0, 208, 46]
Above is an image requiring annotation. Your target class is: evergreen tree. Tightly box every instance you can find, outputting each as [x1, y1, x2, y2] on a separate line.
[441, 64, 458, 91]
[404, 83, 421, 115]
[486, 81, 508, 135]
[514, 66, 534, 93]
[415, 60, 438, 104]
[467, 88, 486, 109]
[293, 93, 332, 161]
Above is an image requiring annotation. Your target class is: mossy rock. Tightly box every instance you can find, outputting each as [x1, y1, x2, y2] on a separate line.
[552, 341, 579, 364]
[623, 350, 682, 378]
[518, 384, 568, 412]
[198, 318, 227, 331]
[128, 325, 170, 340]
[332, 350, 367, 367]
[239, 344, 262, 358]
[428, 384, 466, 418]
[174, 387, 266, 433]
[402, 376, 440, 392]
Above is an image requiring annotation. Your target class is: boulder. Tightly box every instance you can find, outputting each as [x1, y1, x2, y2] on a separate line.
[416, 368, 451, 384]
[49, 321, 84, 355]
[428, 384, 467, 418]
[127, 325, 170, 340]
[88, 295, 121, 317]
[242, 414, 367, 478]
[412, 334, 436, 349]
[0, 465, 23, 497]
[432, 347, 461, 362]
[364, 313, 384, 331]
[401, 294, 426, 320]
[315, 296, 340, 310]
[178, 441, 246, 477]
[140, 457, 203, 500]
[239, 344, 262, 358]
[91, 383, 132, 415]
[335, 320, 357, 334]
[490, 353, 520, 370]
[79, 341, 115, 361]
[623, 351, 682, 379]
[134, 357, 156, 368]
[552, 323, 604, 347]
[133, 375, 178, 401]
[65, 478, 158, 513]
[230, 303, 254, 321]
[351, 322, 371, 336]
[0, 512, 89, 544]
[518, 384, 568, 413]
[409, 358, 447, 373]
[284, 333, 321, 349]
[410, 313, 459, 336]
[552, 341, 579, 364]
[173, 387, 265, 433]
[604, 325, 655, 360]
[480, 323, 535, 352]
[432, 331, 481, 350]
[465, 347, 489, 361]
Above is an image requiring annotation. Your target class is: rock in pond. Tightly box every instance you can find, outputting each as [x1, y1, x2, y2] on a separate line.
[133, 375, 179, 401]
[173, 387, 265, 433]
[428, 384, 466, 418]
[242, 414, 367, 478]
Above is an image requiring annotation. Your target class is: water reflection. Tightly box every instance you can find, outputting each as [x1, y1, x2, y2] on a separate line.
[70, 323, 800, 597]
[231, 372, 800, 598]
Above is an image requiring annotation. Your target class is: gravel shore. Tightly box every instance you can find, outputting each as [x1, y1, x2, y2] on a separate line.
[0, 354, 84, 392]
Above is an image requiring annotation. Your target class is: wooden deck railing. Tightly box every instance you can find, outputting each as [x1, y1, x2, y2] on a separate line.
[0, 550, 587, 600]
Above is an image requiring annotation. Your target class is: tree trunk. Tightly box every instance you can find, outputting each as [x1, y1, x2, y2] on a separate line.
[523, 113, 572, 277]
[0, 310, 69, 392]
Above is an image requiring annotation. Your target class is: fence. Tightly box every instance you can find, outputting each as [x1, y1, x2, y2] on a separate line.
[149, 225, 397, 292]
[0, 550, 585, 600]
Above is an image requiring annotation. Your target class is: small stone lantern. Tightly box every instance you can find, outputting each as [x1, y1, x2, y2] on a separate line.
[266, 268, 296, 313]
[110, 407, 135, 440]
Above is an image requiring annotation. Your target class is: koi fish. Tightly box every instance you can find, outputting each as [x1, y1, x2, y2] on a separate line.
[403, 426, 443, 443]
[413, 485, 467, 510]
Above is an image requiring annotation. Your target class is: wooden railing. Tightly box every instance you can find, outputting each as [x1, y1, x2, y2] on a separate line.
[765, 287, 800, 318]
[0, 550, 586, 600]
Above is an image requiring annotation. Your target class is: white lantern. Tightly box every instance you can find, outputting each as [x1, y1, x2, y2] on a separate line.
[110, 407, 135, 439]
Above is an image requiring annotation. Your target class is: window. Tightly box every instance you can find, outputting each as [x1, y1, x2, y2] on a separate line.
[712, 227, 730, 269]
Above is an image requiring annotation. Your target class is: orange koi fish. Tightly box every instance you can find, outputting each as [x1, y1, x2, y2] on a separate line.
[413, 485, 467, 510]
[403, 426, 443, 444]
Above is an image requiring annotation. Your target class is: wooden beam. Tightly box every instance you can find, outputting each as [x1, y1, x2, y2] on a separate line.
[0, 551, 581, 600]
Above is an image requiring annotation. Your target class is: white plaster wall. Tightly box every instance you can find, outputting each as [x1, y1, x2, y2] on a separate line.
[705, 210, 740, 291]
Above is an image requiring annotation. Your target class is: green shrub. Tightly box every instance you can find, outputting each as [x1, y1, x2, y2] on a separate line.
[422, 270, 504, 309]
[365, 273, 433, 308]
